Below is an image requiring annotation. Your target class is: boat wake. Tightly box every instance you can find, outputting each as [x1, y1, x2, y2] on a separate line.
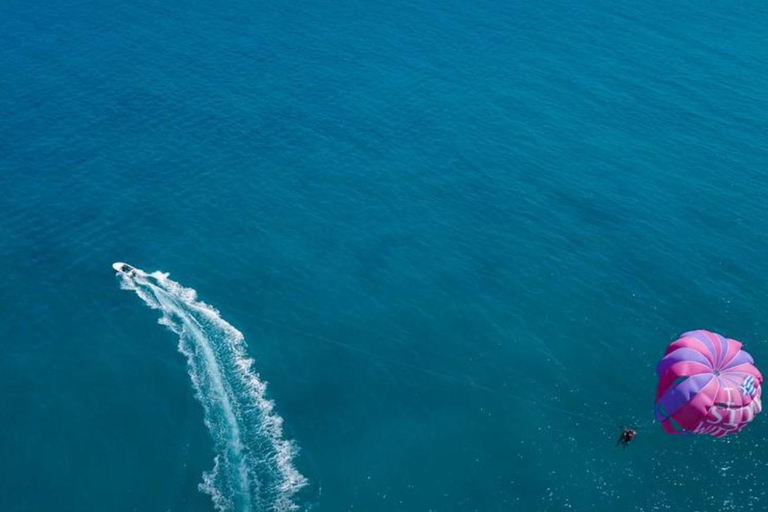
[116, 267, 307, 512]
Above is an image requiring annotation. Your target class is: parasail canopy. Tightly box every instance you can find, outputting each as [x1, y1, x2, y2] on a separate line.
[655, 330, 762, 437]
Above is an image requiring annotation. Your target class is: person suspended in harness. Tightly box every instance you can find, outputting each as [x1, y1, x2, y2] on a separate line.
[617, 427, 636, 448]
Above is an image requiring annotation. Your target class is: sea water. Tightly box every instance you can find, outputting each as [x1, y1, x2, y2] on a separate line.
[1, 0, 768, 510]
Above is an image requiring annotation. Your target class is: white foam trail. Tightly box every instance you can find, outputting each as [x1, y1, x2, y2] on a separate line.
[118, 268, 307, 512]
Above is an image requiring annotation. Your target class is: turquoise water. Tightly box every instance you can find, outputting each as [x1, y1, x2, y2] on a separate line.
[2, 0, 768, 510]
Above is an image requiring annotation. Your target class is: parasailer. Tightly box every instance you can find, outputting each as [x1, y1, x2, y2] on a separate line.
[617, 427, 637, 448]
[655, 330, 762, 437]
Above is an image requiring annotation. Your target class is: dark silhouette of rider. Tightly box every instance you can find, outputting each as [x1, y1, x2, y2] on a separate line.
[617, 427, 636, 448]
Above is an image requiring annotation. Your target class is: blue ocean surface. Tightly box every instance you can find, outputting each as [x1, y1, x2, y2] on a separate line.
[1, 0, 768, 510]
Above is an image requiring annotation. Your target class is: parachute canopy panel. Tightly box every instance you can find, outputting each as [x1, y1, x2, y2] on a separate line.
[655, 330, 762, 437]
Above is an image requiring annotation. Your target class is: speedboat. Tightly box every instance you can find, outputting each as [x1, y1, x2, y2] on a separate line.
[112, 262, 137, 277]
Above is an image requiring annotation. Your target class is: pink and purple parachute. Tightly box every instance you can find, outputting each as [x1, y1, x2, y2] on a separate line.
[655, 330, 763, 437]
